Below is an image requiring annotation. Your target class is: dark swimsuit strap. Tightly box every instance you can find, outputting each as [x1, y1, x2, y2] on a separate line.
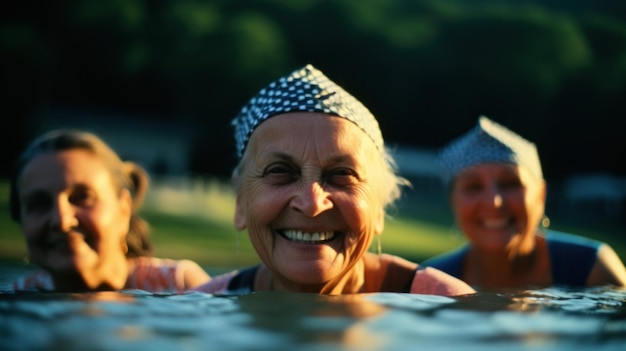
[382, 263, 418, 293]
[227, 262, 417, 293]
[227, 265, 260, 292]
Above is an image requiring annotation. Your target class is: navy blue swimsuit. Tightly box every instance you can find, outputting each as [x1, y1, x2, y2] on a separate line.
[419, 230, 601, 287]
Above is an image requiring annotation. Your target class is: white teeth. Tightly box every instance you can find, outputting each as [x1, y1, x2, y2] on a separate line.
[483, 219, 508, 229]
[283, 230, 335, 242]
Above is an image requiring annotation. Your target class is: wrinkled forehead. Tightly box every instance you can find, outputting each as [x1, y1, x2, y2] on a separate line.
[244, 112, 379, 162]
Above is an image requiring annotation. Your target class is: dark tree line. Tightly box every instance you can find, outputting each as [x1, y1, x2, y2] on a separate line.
[2, 0, 625, 181]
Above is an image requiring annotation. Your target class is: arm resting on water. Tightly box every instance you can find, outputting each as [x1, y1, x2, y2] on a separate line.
[189, 270, 239, 294]
[176, 259, 212, 290]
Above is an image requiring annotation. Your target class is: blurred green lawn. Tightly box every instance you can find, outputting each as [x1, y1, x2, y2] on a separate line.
[1, 179, 624, 272]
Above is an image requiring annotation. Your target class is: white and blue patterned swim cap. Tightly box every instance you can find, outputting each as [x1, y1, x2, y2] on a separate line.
[438, 116, 543, 184]
[231, 64, 383, 158]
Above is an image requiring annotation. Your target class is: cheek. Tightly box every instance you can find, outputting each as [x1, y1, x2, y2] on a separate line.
[507, 191, 531, 213]
[113, 208, 131, 239]
[241, 187, 284, 257]
[20, 217, 45, 245]
[245, 185, 288, 225]
[90, 206, 128, 247]
[247, 222, 273, 259]
[337, 194, 377, 239]
[524, 191, 545, 221]
[451, 197, 472, 221]
[341, 198, 379, 263]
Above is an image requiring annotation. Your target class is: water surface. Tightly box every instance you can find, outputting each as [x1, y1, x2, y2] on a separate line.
[1, 262, 625, 351]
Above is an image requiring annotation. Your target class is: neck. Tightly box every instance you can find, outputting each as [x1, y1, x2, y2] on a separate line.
[465, 235, 549, 291]
[256, 260, 367, 295]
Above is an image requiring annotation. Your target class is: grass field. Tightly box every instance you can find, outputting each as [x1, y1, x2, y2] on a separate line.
[1, 177, 624, 271]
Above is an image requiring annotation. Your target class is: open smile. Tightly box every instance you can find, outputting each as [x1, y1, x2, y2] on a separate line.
[279, 230, 339, 244]
[481, 218, 515, 230]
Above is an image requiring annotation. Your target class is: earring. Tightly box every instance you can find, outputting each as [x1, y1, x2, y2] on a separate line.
[540, 214, 550, 231]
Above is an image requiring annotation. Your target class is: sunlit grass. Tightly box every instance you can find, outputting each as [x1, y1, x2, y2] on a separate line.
[141, 177, 468, 266]
[1, 178, 623, 272]
[0, 178, 464, 269]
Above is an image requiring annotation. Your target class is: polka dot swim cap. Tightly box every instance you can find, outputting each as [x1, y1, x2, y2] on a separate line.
[231, 64, 383, 158]
[438, 116, 543, 184]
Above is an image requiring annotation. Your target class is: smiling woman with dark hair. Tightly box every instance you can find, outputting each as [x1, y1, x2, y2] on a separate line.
[192, 64, 475, 296]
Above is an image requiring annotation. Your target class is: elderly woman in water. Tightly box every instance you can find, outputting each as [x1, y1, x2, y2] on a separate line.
[192, 64, 475, 296]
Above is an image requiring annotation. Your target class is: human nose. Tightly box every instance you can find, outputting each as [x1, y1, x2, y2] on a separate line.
[50, 197, 79, 231]
[485, 184, 503, 208]
[291, 180, 333, 217]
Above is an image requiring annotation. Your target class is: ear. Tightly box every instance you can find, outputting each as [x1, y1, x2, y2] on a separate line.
[234, 191, 247, 230]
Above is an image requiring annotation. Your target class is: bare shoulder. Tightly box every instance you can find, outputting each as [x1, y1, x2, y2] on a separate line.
[176, 258, 208, 271]
[189, 270, 239, 293]
[174, 259, 211, 289]
[588, 244, 626, 287]
[411, 266, 476, 296]
[376, 253, 419, 270]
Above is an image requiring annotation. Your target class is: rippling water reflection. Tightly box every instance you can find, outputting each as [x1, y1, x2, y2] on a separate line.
[0, 287, 624, 351]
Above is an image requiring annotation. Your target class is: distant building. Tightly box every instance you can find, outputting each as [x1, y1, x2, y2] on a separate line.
[389, 146, 447, 207]
[561, 173, 626, 219]
[391, 147, 626, 223]
[31, 108, 193, 176]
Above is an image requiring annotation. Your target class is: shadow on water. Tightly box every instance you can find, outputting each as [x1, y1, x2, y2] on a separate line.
[0, 286, 625, 351]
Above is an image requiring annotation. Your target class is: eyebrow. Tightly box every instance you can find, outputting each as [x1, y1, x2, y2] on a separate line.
[267, 151, 357, 167]
[269, 152, 293, 162]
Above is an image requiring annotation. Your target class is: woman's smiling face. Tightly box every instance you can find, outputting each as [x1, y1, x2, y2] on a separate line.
[449, 162, 546, 256]
[234, 113, 386, 286]
[17, 149, 132, 284]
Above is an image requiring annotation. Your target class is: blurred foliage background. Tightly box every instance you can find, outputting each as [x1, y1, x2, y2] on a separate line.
[2, 0, 625, 181]
[1, 0, 625, 270]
